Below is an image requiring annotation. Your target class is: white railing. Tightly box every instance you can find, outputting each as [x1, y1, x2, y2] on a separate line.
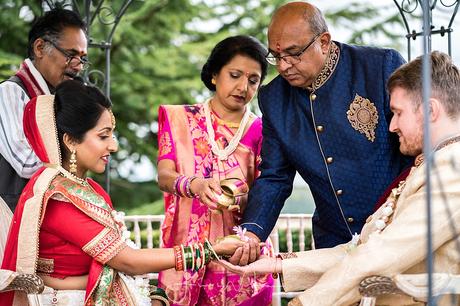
[122, 213, 313, 306]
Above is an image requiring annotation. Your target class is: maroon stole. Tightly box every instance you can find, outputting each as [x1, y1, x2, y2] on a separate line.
[15, 60, 45, 98]
[373, 166, 413, 211]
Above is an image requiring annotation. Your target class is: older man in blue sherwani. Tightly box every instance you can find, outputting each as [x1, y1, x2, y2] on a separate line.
[230, 2, 412, 264]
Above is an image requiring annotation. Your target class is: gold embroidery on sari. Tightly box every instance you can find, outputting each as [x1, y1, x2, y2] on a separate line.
[37, 257, 54, 274]
[45, 176, 115, 230]
[36, 95, 61, 165]
[114, 276, 137, 305]
[83, 227, 127, 264]
[59, 178, 109, 210]
[92, 265, 116, 305]
[159, 132, 172, 156]
[346, 94, 379, 142]
[310, 42, 340, 92]
[50, 193, 71, 203]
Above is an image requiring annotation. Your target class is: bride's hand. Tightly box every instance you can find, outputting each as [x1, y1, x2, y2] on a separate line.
[218, 256, 281, 276]
[212, 235, 245, 256]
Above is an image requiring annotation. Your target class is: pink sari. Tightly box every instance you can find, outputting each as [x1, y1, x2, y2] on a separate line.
[157, 104, 273, 306]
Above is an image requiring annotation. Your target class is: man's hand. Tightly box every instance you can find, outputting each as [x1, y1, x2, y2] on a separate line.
[228, 231, 261, 265]
[218, 255, 281, 275]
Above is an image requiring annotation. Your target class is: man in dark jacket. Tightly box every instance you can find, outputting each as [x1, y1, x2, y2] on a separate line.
[231, 2, 411, 265]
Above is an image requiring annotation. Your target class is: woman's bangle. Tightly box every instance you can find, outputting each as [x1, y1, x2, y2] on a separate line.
[173, 175, 199, 198]
[193, 243, 201, 271]
[186, 176, 198, 198]
[174, 241, 214, 272]
[173, 175, 185, 196]
[150, 287, 170, 305]
[199, 243, 205, 269]
[180, 244, 187, 271]
[174, 245, 184, 271]
[190, 245, 195, 271]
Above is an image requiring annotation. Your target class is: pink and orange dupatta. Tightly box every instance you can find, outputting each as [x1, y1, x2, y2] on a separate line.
[158, 104, 273, 306]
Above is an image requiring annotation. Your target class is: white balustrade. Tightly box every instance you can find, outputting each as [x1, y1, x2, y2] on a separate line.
[122, 213, 313, 306]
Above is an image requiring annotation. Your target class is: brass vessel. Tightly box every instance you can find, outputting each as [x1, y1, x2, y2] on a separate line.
[214, 178, 249, 211]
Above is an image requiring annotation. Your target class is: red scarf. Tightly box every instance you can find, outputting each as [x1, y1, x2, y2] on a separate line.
[0, 97, 108, 306]
[15, 60, 46, 98]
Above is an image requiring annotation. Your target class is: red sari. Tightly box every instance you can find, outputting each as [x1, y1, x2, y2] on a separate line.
[0, 95, 140, 306]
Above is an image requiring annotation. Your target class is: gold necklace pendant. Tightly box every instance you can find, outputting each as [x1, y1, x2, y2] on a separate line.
[209, 99, 242, 128]
[214, 116, 240, 128]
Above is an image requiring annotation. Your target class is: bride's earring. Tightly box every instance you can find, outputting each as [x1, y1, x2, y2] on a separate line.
[69, 149, 77, 174]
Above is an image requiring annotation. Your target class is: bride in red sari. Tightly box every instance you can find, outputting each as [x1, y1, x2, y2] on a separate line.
[0, 80, 242, 306]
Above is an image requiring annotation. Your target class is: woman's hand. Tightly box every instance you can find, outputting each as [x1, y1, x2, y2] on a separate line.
[218, 256, 281, 276]
[212, 235, 245, 256]
[190, 177, 222, 210]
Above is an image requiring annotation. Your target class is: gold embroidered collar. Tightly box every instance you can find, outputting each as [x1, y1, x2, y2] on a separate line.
[435, 134, 460, 151]
[308, 41, 340, 92]
[414, 134, 460, 167]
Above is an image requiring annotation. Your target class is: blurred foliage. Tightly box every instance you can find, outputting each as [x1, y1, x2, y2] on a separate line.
[0, 0, 406, 212]
[325, 1, 405, 49]
[277, 228, 312, 253]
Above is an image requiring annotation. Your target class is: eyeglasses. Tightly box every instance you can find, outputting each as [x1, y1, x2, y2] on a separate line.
[44, 39, 90, 70]
[266, 34, 321, 66]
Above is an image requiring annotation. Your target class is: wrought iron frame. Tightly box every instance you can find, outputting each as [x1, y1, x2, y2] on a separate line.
[42, 0, 134, 192]
[393, 1, 459, 304]
[393, 0, 460, 59]
[70, 0, 134, 193]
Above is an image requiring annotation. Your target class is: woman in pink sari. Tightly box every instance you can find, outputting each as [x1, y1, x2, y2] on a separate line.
[0, 80, 243, 306]
[157, 35, 274, 305]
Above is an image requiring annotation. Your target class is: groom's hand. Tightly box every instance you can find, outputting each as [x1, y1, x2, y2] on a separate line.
[229, 232, 261, 265]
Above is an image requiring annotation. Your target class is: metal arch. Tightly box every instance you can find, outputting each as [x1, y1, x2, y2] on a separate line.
[70, 0, 135, 193]
[392, 1, 459, 305]
[393, 0, 459, 59]
[420, 1, 434, 304]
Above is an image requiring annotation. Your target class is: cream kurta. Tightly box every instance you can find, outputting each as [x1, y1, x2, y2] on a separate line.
[282, 140, 460, 306]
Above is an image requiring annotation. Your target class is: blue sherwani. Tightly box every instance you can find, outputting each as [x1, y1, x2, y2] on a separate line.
[242, 41, 412, 248]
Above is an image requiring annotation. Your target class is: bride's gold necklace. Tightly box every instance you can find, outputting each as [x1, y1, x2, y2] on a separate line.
[57, 166, 89, 186]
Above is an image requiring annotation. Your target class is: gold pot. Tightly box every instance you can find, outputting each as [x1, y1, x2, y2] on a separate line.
[214, 178, 249, 212]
